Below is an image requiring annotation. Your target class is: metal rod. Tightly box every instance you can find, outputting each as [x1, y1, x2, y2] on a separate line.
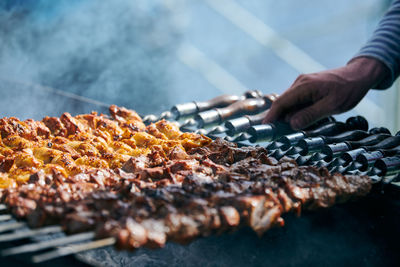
[0, 222, 25, 233]
[0, 225, 62, 242]
[1, 78, 111, 108]
[0, 214, 12, 222]
[1, 231, 95, 256]
[32, 237, 116, 263]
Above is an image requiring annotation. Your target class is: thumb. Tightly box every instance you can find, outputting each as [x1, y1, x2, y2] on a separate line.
[289, 101, 329, 130]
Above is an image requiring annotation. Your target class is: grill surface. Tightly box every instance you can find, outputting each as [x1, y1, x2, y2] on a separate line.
[0, 80, 400, 266]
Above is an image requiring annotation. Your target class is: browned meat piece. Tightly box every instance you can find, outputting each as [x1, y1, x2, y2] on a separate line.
[219, 206, 240, 228]
[168, 146, 189, 160]
[233, 195, 281, 236]
[146, 124, 166, 139]
[60, 113, 87, 136]
[121, 156, 148, 173]
[109, 105, 146, 130]
[63, 210, 97, 234]
[0, 117, 50, 140]
[7, 195, 37, 218]
[117, 218, 148, 250]
[0, 158, 14, 172]
[23, 119, 51, 139]
[140, 219, 167, 248]
[42, 116, 67, 137]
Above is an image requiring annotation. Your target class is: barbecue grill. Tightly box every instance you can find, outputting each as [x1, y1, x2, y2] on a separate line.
[0, 80, 400, 267]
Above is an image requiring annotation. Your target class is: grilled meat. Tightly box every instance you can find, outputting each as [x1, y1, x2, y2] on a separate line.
[0, 106, 371, 251]
[1, 133, 371, 250]
[0, 105, 210, 188]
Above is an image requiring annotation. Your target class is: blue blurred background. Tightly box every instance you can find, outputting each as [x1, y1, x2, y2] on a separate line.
[0, 0, 396, 131]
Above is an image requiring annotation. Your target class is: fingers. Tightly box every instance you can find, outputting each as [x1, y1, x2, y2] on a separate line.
[263, 80, 315, 124]
[289, 99, 331, 130]
[262, 93, 298, 124]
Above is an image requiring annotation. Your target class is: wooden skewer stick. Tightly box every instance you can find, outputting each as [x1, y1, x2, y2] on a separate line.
[1, 231, 95, 256]
[32, 237, 116, 263]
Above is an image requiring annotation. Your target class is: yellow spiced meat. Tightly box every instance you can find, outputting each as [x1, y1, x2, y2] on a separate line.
[0, 105, 211, 188]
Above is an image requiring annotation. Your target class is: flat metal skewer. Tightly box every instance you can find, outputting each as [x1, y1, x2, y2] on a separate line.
[32, 237, 116, 263]
[0, 222, 25, 233]
[0, 225, 62, 242]
[0, 214, 12, 222]
[1, 231, 95, 256]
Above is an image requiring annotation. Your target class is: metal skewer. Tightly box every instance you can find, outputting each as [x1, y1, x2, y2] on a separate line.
[0, 214, 12, 222]
[1, 231, 95, 256]
[32, 237, 116, 263]
[224, 132, 252, 143]
[0, 225, 62, 242]
[0, 222, 25, 233]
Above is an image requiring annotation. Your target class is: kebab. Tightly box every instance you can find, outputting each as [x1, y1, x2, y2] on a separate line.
[1, 137, 371, 252]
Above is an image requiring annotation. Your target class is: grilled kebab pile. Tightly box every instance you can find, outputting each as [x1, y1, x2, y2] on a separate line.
[0, 106, 371, 250]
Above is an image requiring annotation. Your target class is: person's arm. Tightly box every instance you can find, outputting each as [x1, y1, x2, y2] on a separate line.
[263, 0, 400, 130]
[352, 0, 400, 89]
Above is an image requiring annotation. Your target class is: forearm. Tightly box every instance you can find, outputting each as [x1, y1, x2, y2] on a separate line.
[263, 57, 390, 129]
[351, 0, 400, 89]
[347, 56, 390, 90]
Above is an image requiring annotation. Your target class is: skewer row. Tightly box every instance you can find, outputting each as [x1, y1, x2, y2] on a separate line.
[1, 91, 400, 263]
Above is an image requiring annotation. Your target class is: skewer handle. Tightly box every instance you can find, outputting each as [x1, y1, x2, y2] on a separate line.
[225, 108, 272, 136]
[320, 132, 391, 162]
[364, 135, 400, 151]
[323, 130, 370, 144]
[277, 116, 366, 150]
[247, 122, 293, 143]
[305, 116, 368, 137]
[341, 148, 368, 165]
[379, 144, 400, 157]
[356, 151, 385, 172]
[321, 143, 351, 162]
[195, 95, 273, 127]
[345, 133, 391, 149]
[374, 156, 400, 176]
[171, 90, 263, 118]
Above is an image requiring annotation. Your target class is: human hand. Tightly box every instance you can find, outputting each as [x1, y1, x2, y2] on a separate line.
[263, 57, 389, 130]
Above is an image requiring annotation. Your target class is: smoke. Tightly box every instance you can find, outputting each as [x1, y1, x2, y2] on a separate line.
[0, 0, 181, 116]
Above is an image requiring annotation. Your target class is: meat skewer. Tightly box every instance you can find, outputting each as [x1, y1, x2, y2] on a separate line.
[1, 138, 371, 253]
[0, 104, 376, 259]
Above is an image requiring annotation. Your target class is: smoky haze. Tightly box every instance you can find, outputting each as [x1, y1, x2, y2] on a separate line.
[0, 0, 181, 117]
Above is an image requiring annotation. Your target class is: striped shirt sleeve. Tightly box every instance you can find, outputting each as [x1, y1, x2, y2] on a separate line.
[352, 0, 400, 89]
